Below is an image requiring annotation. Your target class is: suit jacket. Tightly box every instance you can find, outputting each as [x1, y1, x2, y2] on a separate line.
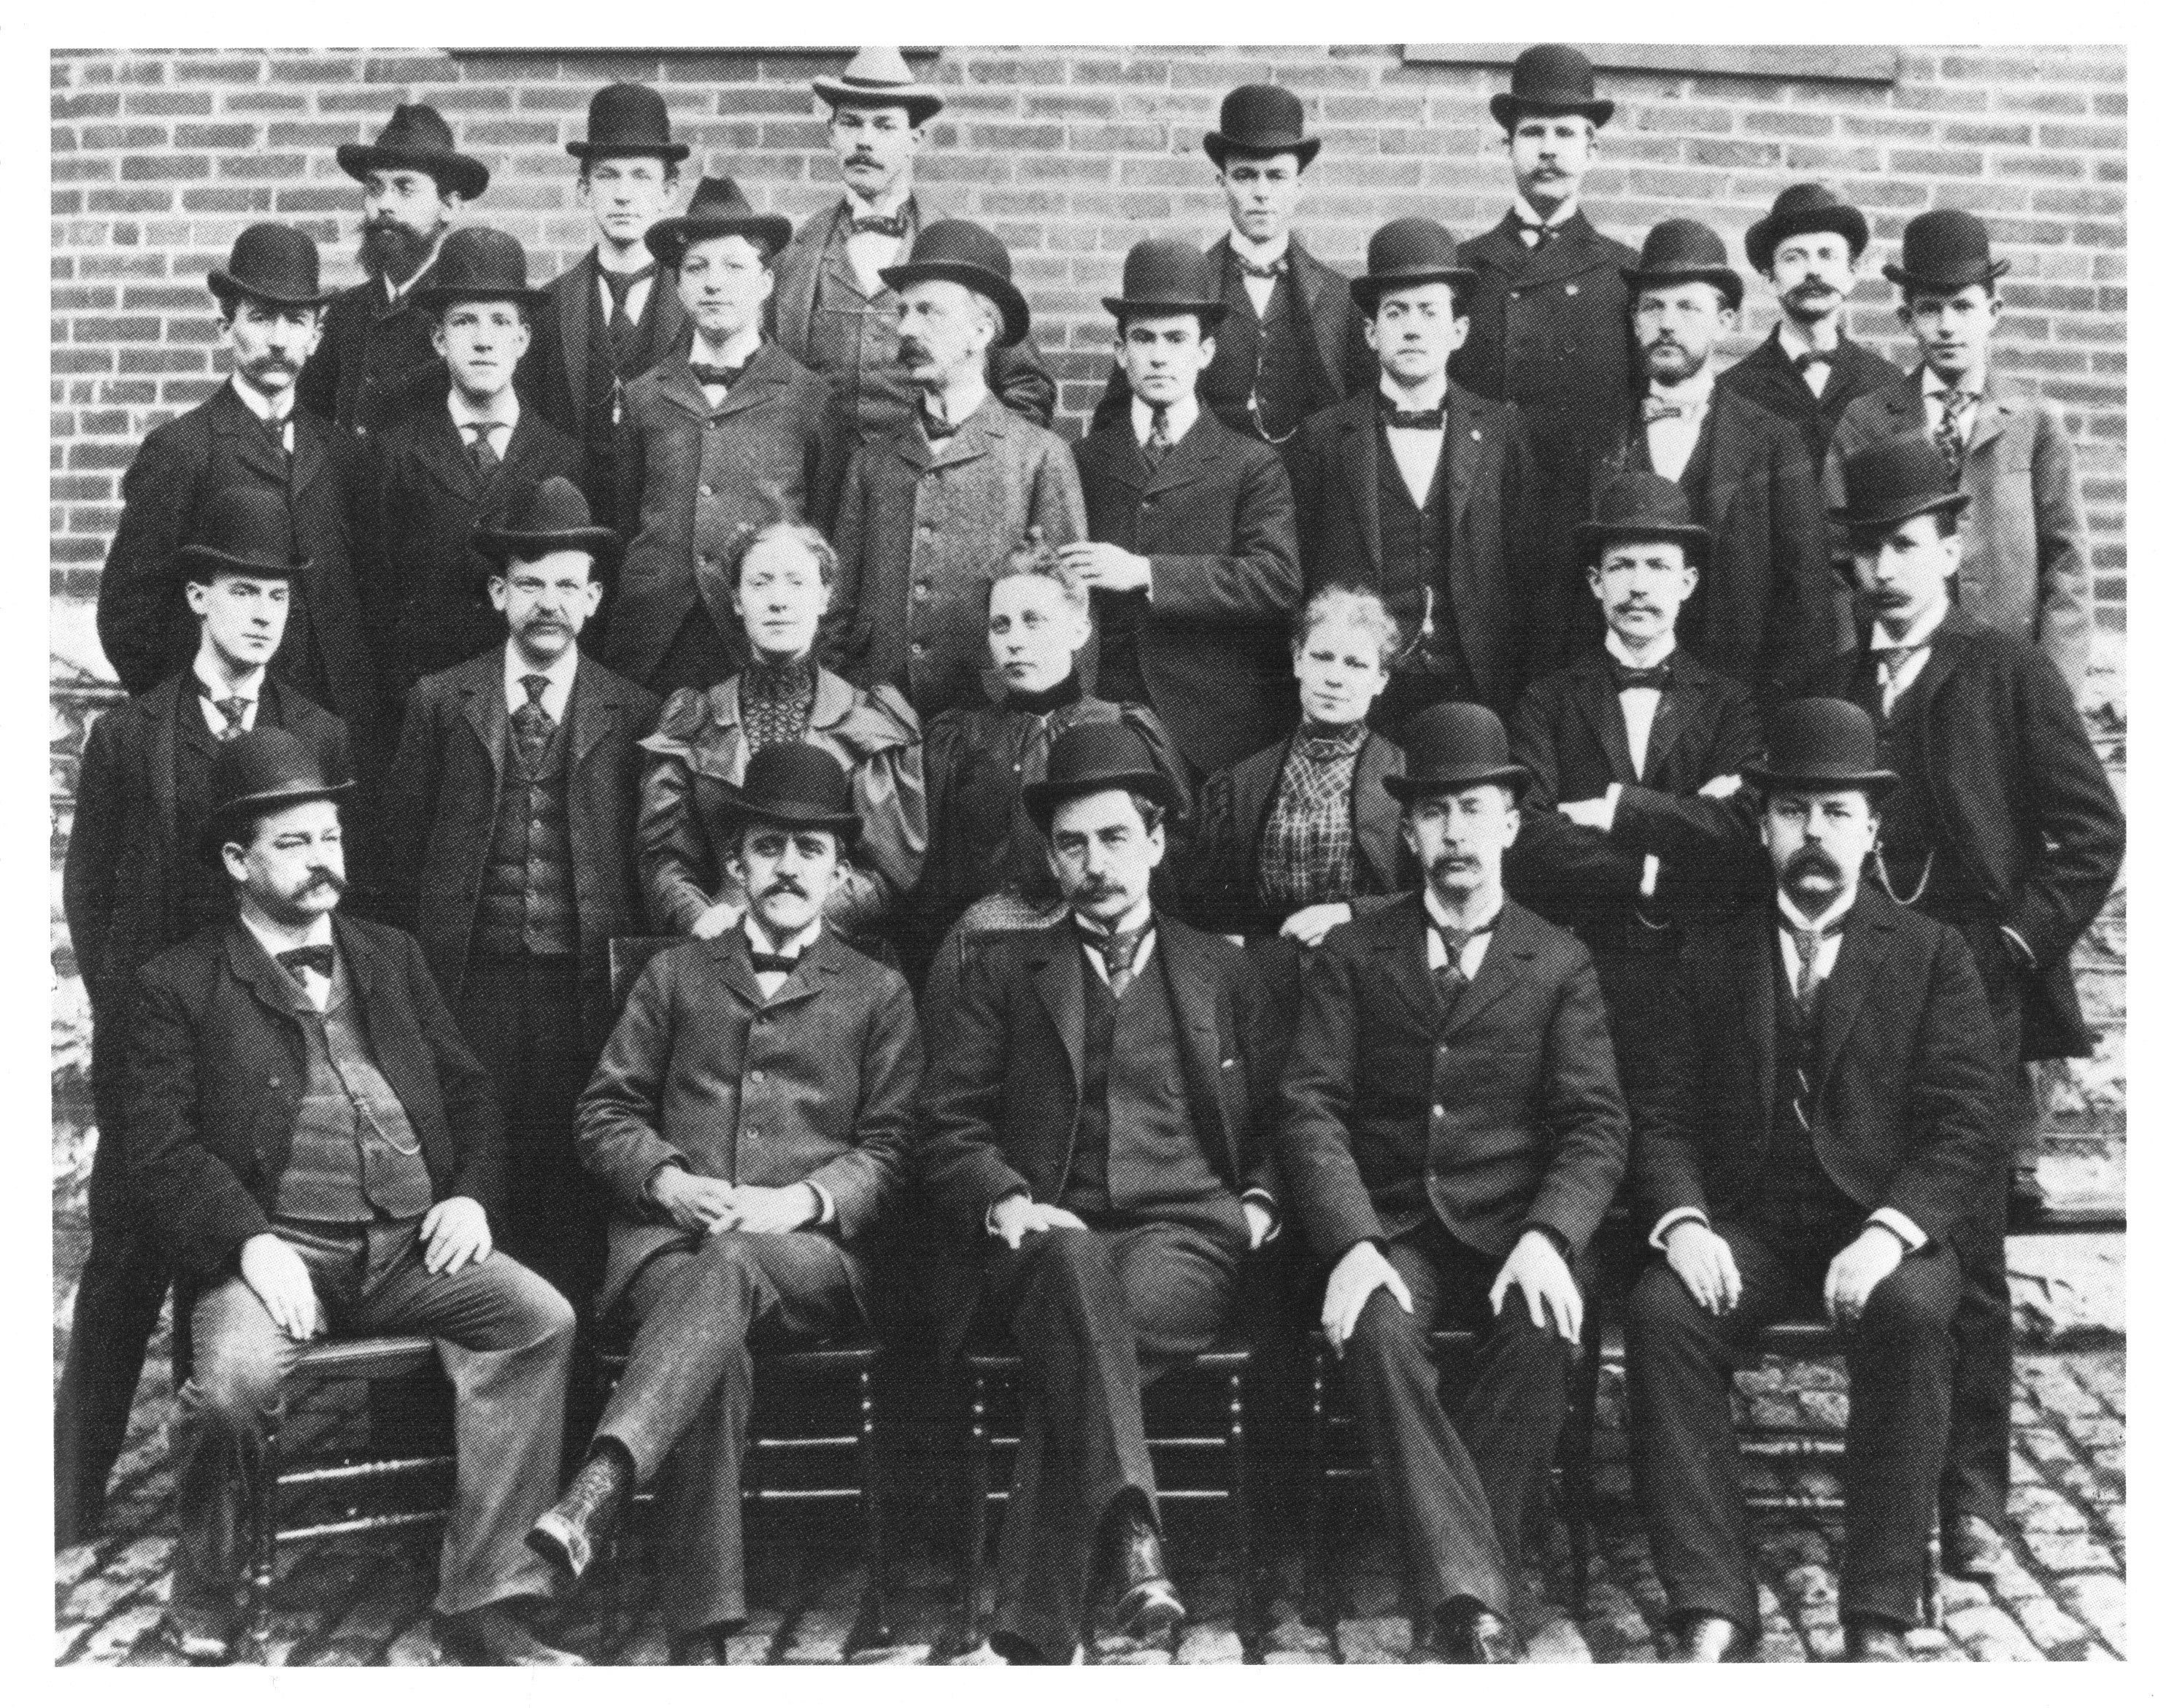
[1631, 888, 2003, 1245]
[522, 249, 690, 483]
[1071, 406, 1301, 773]
[770, 196, 1055, 434]
[1714, 328, 1904, 474]
[95, 384, 379, 735]
[1826, 369, 2092, 694]
[1592, 387, 1840, 702]
[1506, 649, 1764, 941]
[831, 398, 1087, 717]
[574, 930, 921, 1318]
[607, 341, 847, 689]
[1279, 894, 1628, 1261]
[123, 915, 504, 1280]
[382, 649, 660, 1053]
[298, 260, 452, 436]
[361, 392, 586, 699]
[1806, 609, 2124, 1059]
[1286, 385, 1547, 709]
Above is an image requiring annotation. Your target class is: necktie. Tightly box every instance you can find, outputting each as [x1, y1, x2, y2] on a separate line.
[276, 944, 334, 981]
[1932, 390, 1976, 482]
[1787, 914, 1845, 1010]
[266, 409, 294, 462]
[850, 212, 908, 239]
[1793, 349, 1833, 371]
[1142, 404, 1173, 470]
[1516, 217, 1556, 249]
[601, 263, 656, 366]
[1090, 924, 1151, 999]
[921, 407, 962, 442]
[688, 361, 744, 393]
[747, 949, 799, 976]
[1873, 642, 1927, 713]
[512, 671, 556, 773]
[212, 696, 251, 739]
[1611, 661, 1672, 692]
[1382, 405, 1445, 431]
[466, 420, 504, 476]
[1233, 253, 1286, 281]
[1429, 919, 1495, 1016]
[1642, 395, 1691, 424]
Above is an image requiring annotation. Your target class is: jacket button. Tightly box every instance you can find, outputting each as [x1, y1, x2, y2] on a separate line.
[699, 483, 714, 497]
[911, 641, 925, 655]
[267, 1076, 281, 1089]
[744, 1126, 759, 1141]
[749, 1069, 764, 1085]
[1432, 1102, 1445, 1118]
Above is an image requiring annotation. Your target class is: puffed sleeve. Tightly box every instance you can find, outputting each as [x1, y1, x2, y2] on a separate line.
[825, 683, 928, 940]
[635, 688, 730, 935]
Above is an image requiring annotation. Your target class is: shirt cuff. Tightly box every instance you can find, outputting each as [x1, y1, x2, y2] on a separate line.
[1998, 924, 2037, 970]
[1650, 1206, 1709, 1252]
[1241, 1188, 1281, 1245]
[1600, 781, 1622, 832]
[1868, 1207, 1927, 1253]
[805, 1180, 835, 1229]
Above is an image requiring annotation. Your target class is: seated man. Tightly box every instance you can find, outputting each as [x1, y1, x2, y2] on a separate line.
[918, 722, 1282, 1664]
[525, 742, 921, 1665]
[1625, 699, 2003, 1662]
[122, 729, 577, 1665]
[1279, 703, 1628, 1662]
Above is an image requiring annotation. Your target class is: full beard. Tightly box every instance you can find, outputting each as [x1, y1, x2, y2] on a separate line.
[358, 220, 437, 286]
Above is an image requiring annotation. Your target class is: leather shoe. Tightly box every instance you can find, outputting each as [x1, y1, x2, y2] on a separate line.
[1103, 1506, 1184, 1642]
[1668, 1612, 1755, 1663]
[435, 1601, 587, 1666]
[157, 1612, 234, 1666]
[1843, 1618, 1908, 1663]
[668, 1627, 730, 1665]
[1943, 1514, 2014, 1582]
[526, 1447, 632, 1582]
[1434, 1596, 1523, 1663]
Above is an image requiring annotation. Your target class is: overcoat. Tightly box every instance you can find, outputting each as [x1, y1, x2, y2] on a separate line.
[1714, 328, 1904, 474]
[297, 258, 452, 436]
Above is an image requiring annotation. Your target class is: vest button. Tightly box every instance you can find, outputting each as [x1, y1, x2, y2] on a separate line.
[699, 484, 714, 497]
[1432, 1103, 1445, 1118]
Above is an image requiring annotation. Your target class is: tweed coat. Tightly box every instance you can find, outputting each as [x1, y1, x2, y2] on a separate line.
[1714, 328, 1905, 475]
[296, 255, 452, 436]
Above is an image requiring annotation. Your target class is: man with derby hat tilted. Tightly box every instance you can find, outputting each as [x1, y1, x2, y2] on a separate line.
[768, 47, 1055, 446]
[1090, 83, 1374, 446]
[122, 726, 582, 1664]
[1279, 702, 1628, 1662]
[1624, 697, 2005, 1663]
[918, 721, 1285, 1663]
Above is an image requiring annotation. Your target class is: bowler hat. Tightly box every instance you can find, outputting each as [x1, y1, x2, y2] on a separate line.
[171, 487, 308, 584]
[336, 103, 489, 203]
[1576, 471, 1710, 563]
[408, 226, 549, 314]
[200, 726, 354, 862]
[1102, 238, 1226, 328]
[880, 220, 1030, 347]
[1622, 220, 1744, 311]
[471, 475, 621, 567]
[1743, 182, 1870, 276]
[1490, 45, 1614, 132]
[1023, 722, 1182, 833]
[1350, 217, 1477, 316]
[714, 741, 863, 843]
[566, 82, 691, 164]
[1882, 207, 2008, 295]
[1742, 698, 1899, 798]
[1383, 703, 1530, 801]
[1202, 84, 1321, 171]
[1832, 437, 1972, 533]
[643, 176, 794, 271]
[207, 223, 333, 311]
[811, 46, 944, 126]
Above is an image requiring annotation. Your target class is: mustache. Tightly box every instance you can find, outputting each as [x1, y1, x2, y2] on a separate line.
[760, 878, 808, 901]
[1781, 848, 1842, 884]
[896, 338, 931, 364]
[298, 868, 347, 896]
[1426, 852, 1477, 879]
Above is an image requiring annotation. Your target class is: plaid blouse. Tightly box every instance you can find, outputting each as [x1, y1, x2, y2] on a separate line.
[739, 657, 817, 752]
[1256, 722, 1364, 908]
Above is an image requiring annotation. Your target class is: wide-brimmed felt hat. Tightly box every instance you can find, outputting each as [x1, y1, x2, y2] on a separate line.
[567, 81, 690, 164]
[1102, 238, 1225, 327]
[207, 223, 333, 310]
[1202, 83, 1320, 171]
[409, 226, 549, 314]
[1350, 217, 1477, 315]
[1833, 437, 1972, 533]
[811, 46, 944, 125]
[1023, 722, 1182, 833]
[472, 475, 621, 567]
[1622, 218, 1745, 311]
[713, 741, 862, 843]
[336, 103, 489, 202]
[642, 175, 793, 271]
[1744, 182, 1871, 275]
[880, 220, 1030, 347]
[1742, 698, 1900, 798]
[171, 487, 308, 584]
[1576, 471, 1710, 563]
[1384, 703, 1531, 801]
[200, 726, 354, 862]
[1882, 207, 2008, 295]
[1490, 45, 1614, 132]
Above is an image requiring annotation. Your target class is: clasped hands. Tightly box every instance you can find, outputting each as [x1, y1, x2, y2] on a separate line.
[989, 1192, 1273, 1252]
[650, 1164, 818, 1235]
[1320, 1228, 1582, 1354]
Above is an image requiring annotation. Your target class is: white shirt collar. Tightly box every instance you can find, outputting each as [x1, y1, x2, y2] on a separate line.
[448, 386, 520, 433]
[1648, 364, 1716, 408]
[1870, 595, 1949, 653]
[1129, 393, 1199, 447]
[1512, 196, 1577, 233]
[844, 185, 912, 221]
[1776, 886, 1854, 937]
[1422, 887, 1503, 937]
[1775, 322, 1840, 364]
[690, 326, 762, 368]
[228, 374, 293, 423]
[384, 231, 449, 305]
[928, 373, 990, 430]
[1605, 631, 1677, 671]
[1922, 365, 1988, 401]
[1379, 371, 1449, 412]
[504, 640, 579, 708]
[1226, 228, 1290, 268]
[242, 908, 334, 959]
[744, 911, 823, 960]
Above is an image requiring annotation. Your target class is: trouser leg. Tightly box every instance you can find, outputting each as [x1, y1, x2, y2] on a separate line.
[55, 1221, 169, 1547]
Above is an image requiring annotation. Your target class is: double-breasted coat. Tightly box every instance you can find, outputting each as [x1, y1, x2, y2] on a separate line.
[297, 258, 452, 437]
[1714, 328, 1905, 475]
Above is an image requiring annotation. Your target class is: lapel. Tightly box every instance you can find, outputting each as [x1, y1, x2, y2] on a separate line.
[1512, 210, 1611, 290]
[1732, 912, 1777, 1134]
[698, 340, 791, 428]
[1442, 385, 1488, 531]
[1570, 654, 1638, 784]
[894, 395, 1001, 474]
[1376, 894, 1441, 1035]
[1095, 411, 1155, 495]
[747, 929, 846, 1012]
[1350, 732, 1403, 888]
[1824, 336, 1884, 425]
[557, 252, 597, 412]
[1812, 886, 1899, 1086]
[413, 399, 484, 503]
[456, 654, 510, 779]
[287, 409, 330, 501]
[1146, 406, 1228, 500]
[1747, 329, 1817, 416]
[1285, 236, 1340, 386]
[147, 673, 188, 845]
[775, 204, 845, 351]
[650, 349, 716, 424]
[1233, 741, 1289, 873]
[209, 383, 291, 489]
[1205, 236, 1257, 326]
[223, 919, 309, 1027]
[496, 411, 555, 486]
[1641, 651, 1708, 784]
[1966, 370, 2018, 460]
[1444, 898, 1537, 1040]
[1881, 369, 1929, 436]
[564, 652, 616, 774]
[1695, 389, 1749, 537]
[1339, 400, 1386, 574]
[1156, 919, 1232, 1151]
[1897, 606, 1978, 719]
[1030, 927, 1090, 1093]
[705, 927, 776, 1014]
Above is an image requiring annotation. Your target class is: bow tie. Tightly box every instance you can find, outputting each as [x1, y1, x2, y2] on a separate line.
[1611, 661, 1672, 692]
[688, 361, 745, 390]
[1642, 395, 1701, 424]
[276, 944, 334, 981]
[1381, 404, 1445, 431]
[920, 409, 963, 441]
[1793, 348, 1834, 371]
[1233, 253, 1287, 280]
[1873, 641, 1928, 673]
[747, 949, 800, 976]
[849, 212, 909, 239]
[1514, 217, 1560, 247]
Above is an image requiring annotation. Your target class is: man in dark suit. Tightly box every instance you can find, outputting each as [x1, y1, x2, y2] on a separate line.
[918, 723, 1284, 1664]
[96, 224, 378, 745]
[1279, 702, 1629, 1662]
[522, 743, 920, 1664]
[1808, 436, 2124, 1583]
[384, 477, 658, 1305]
[1590, 220, 1839, 701]
[299, 103, 490, 438]
[1067, 238, 1300, 778]
[1287, 217, 1546, 727]
[58, 489, 350, 1550]
[1715, 185, 1904, 475]
[520, 82, 690, 530]
[123, 728, 578, 1665]
[768, 47, 1053, 446]
[1625, 699, 2004, 1662]
[1088, 83, 1373, 446]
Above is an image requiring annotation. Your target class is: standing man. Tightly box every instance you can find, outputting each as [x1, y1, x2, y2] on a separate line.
[300, 103, 488, 438]
[1625, 700, 2003, 1662]
[522, 82, 689, 530]
[769, 47, 1054, 447]
[123, 729, 579, 1664]
[384, 476, 658, 1306]
[918, 722, 1284, 1665]
[1716, 185, 1904, 474]
[831, 220, 1085, 719]
[1089, 84, 1372, 445]
[1279, 704, 1628, 1661]
[1068, 238, 1300, 778]
[58, 490, 350, 1550]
